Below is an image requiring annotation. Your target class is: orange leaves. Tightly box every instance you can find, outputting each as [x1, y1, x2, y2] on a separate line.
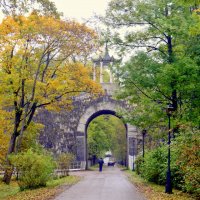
[0, 16, 19, 35]
[0, 13, 102, 160]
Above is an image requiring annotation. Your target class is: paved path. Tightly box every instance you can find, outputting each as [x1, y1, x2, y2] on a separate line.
[54, 166, 145, 200]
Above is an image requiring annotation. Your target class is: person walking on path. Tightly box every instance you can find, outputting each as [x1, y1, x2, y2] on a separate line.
[98, 158, 104, 172]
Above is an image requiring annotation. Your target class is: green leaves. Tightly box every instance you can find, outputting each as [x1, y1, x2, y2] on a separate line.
[87, 115, 126, 161]
[136, 131, 200, 196]
[9, 148, 56, 190]
[105, 0, 200, 130]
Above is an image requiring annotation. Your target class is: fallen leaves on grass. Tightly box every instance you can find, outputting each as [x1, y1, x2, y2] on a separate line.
[125, 171, 195, 200]
[1, 176, 81, 200]
[6, 187, 58, 200]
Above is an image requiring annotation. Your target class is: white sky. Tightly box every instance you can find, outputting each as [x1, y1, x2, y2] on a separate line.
[52, 0, 110, 22]
[0, 0, 110, 23]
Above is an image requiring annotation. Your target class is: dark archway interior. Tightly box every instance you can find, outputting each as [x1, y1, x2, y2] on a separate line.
[85, 109, 128, 169]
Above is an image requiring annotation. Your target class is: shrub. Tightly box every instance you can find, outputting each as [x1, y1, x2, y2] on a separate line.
[135, 131, 200, 197]
[135, 155, 144, 175]
[136, 144, 183, 187]
[174, 131, 200, 196]
[56, 153, 75, 177]
[141, 146, 167, 185]
[10, 149, 55, 190]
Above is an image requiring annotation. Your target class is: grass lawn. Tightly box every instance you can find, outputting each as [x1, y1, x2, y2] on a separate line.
[125, 170, 196, 200]
[0, 175, 81, 200]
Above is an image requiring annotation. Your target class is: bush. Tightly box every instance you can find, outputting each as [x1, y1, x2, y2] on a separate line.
[136, 145, 183, 187]
[141, 146, 167, 185]
[135, 156, 144, 175]
[135, 131, 200, 197]
[56, 153, 75, 177]
[173, 131, 200, 196]
[10, 149, 55, 190]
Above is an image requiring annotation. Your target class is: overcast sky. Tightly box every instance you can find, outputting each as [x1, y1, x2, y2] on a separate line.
[0, 0, 110, 23]
[52, 0, 110, 22]
[0, 0, 116, 56]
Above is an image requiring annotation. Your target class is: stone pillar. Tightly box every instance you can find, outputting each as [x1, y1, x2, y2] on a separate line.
[93, 63, 96, 81]
[127, 124, 139, 170]
[110, 62, 113, 83]
[100, 61, 103, 83]
[76, 135, 85, 161]
[128, 137, 136, 170]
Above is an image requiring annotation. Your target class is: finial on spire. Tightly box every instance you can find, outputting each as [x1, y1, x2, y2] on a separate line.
[105, 40, 108, 53]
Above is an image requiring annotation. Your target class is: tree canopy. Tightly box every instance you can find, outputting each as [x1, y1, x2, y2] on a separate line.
[103, 0, 200, 132]
[0, 13, 102, 183]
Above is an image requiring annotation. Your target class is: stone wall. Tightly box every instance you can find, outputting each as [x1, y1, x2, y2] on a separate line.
[36, 83, 141, 168]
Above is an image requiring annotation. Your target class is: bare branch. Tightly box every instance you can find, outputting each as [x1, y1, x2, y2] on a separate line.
[36, 90, 89, 108]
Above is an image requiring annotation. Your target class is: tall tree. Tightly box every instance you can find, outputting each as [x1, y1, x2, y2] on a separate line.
[0, 14, 102, 184]
[104, 0, 200, 128]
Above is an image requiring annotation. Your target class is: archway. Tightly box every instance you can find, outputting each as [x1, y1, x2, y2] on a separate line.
[38, 86, 141, 170]
[85, 110, 128, 169]
[76, 99, 140, 170]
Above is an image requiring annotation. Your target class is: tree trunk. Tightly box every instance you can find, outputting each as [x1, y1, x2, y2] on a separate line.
[3, 102, 37, 184]
[3, 133, 18, 184]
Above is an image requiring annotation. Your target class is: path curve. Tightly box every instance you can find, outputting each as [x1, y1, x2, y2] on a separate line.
[54, 166, 146, 200]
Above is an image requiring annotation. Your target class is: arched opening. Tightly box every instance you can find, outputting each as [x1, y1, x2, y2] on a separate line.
[85, 110, 128, 169]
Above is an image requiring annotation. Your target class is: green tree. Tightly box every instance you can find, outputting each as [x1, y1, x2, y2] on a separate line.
[104, 0, 200, 130]
[87, 116, 112, 158]
[87, 115, 126, 162]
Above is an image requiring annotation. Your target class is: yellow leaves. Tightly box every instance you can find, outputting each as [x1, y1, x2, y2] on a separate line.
[63, 62, 102, 94]
[0, 176, 80, 200]
[0, 13, 102, 157]
[6, 188, 58, 200]
[0, 109, 13, 165]
[0, 16, 19, 35]
[20, 122, 44, 152]
[189, 9, 200, 36]
[37, 62, 103, 111]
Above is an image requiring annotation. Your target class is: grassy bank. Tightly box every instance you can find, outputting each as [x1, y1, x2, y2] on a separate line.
[125, 170, 196, 200]
[0, 176, 81, 200]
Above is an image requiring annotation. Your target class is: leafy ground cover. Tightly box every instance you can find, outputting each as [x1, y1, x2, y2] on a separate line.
[125, 170, 196, 200]
[0, 175, 81, 200]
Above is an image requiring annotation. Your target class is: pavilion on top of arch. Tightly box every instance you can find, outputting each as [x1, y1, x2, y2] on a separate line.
[92, 43, 121, 83]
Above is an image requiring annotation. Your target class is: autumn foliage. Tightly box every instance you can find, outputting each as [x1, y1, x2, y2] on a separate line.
[0, 109, 12, 165]
[0, 13, 102, 183]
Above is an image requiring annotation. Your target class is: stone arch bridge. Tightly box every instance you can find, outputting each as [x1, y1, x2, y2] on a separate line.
[37, 83, 142, 170]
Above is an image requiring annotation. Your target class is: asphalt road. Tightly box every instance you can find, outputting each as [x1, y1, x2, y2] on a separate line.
[54, 166, 146, 200]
